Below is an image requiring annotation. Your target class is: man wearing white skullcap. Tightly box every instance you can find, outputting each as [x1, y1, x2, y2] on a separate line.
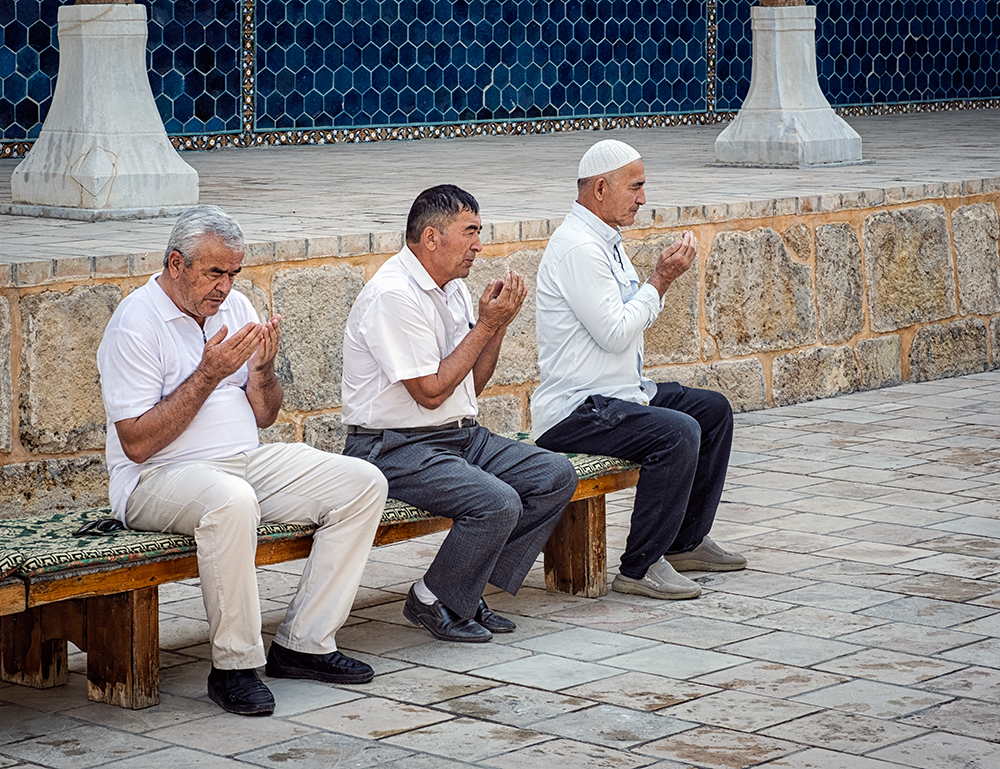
[532, 139, 746, 600]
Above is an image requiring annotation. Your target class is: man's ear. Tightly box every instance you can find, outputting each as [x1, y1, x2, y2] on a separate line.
[166, 249, 185, 277]
[421, 226, 439, 251]
[593, 177, 608, 201]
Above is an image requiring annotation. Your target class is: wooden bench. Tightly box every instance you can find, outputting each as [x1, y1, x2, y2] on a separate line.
[0, 439, 638, 709]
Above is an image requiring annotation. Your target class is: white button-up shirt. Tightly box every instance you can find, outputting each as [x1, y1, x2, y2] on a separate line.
[532, 202, 663, 438]
[98, 274, 262, 519]
[342, 247, 478, 428]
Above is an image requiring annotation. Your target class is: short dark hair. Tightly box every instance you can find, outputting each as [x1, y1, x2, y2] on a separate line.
[405, 184, 480, 244]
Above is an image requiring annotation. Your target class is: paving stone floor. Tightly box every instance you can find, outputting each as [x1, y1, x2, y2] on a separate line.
[4, 371, 1000, 767]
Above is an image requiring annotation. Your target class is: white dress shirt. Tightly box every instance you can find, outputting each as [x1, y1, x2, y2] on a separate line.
[98, 274, 262, 519]
[532, 201, 664, 438]
[342, 246, 478, 428]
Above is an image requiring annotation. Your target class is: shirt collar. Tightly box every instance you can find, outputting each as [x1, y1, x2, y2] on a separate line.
[146, 272, 233, 326]
[398, 244, 462, 297]
[147, 273, 189, 322]
[570, 200, 623, 250]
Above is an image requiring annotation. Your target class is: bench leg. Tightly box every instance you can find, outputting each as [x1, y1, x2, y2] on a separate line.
[543, 495, 608, 598]
[84, 588, 160, 709]
[0, 608, 69, 688]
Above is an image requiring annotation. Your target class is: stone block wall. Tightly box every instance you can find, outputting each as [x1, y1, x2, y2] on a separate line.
[1, 180, 998, 518]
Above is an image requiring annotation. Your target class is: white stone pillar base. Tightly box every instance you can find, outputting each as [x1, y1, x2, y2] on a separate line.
[10, 4, 198, 218]
[714, 5, 868, 168]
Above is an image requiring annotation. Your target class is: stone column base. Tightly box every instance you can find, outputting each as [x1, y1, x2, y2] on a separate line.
[715, 5, 866, 168]
[10, 4, 198, 217]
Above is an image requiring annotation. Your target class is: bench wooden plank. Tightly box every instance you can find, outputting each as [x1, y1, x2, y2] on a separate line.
[1, 606, 70, 689]
[83, 589, 159, 708]
[543, 496, 608, 597]
[0, 578, 25, 616]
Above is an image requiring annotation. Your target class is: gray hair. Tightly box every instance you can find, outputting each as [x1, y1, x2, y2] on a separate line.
[163, 205, 245, 268]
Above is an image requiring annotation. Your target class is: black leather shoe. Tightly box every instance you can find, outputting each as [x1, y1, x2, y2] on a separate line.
[207, 666, 275, 716]
[402, 585, 492, 643]
[266, 641, 374, 684]
[474, 598, 516, 633]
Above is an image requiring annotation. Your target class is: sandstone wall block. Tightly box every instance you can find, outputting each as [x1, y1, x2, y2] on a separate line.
[909, 319, 988, 382]
[0, 299, 10, 452]
[855, 336, 902, 390]
[628, 232, 700, 365]
[705, 228, 816, 356]
[862, 204, 956, 331]
[993, 317, 1000, 369]
[0, 455, 109, 519]
[648, 359, 767, 413]
[467, 249, 543, 386]
[815, 223, 865, 344]
[781, 222, 812, 260]
[303, 413, 347, 455]
[477, 394, 525, 434]
[234, 279, 272, 323]
[19, 285, 121, 453]
[258, 422, 296, 444]
[952, 203, 1000, 315]
[772, 346, 862, 406]
[272, 264, 365, 411]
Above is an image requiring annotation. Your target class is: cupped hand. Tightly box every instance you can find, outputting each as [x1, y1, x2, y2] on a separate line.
[198, 321, 262, 382]
[477, 269, 527, 331]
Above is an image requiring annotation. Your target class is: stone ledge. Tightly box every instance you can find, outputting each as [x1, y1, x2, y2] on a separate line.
[2, 182, 997, 287]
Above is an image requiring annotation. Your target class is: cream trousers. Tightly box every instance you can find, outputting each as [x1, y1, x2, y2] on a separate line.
[126, 442, 387, 669]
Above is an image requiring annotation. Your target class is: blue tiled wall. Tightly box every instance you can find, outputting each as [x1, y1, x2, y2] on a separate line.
[1, 0, 241, 142]
[254, 0, 706, 130]
[716, 0, 1000, 111]
[1, 1, 998, 144]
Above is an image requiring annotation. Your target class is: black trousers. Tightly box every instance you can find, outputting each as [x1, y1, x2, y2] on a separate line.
[345, 425, 577, 618]
[537, 382, 733, 580]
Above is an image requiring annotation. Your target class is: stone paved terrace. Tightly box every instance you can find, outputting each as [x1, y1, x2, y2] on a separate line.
[4, 372, 1000, 768]
[0, 109, 999, 263]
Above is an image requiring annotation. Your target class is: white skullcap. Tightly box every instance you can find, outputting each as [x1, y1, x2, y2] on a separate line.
[578, 139, 642, 179]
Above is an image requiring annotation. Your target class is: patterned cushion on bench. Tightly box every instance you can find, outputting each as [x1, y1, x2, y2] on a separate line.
[507, 432, 640, 479]
[0, 438, 636, 579]
[1, 508, 320, 579]
[0, 550, 21, 580]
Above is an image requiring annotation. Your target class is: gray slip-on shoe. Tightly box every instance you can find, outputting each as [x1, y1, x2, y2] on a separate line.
[664, 536, 747, 572]
[611, 557, 701, 600]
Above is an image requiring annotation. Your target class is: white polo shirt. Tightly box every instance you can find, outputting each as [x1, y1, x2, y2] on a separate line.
[342, 247, 478, 429]
[98, 274, 261, 519]
[532, 202, 663, 438]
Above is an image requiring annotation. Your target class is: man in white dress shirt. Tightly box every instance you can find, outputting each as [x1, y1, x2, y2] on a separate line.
[98, 205, 387, 716]
[532, 140, 746, 601]
[342, 185, 577, 643]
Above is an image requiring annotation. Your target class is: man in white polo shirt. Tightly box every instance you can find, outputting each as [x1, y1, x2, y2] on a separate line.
[98, 205, 387, 716]
[532, 140, 746, 601]
[342, 184, 577, 644]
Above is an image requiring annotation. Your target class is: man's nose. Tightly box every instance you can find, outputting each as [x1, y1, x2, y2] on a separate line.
[637, 188, 646, 206]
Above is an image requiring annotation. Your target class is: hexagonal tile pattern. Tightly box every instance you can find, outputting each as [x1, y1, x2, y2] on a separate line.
[716, 0, 1000, 111]
[0, 0, 241, 142]
[254, 0, 708, 130]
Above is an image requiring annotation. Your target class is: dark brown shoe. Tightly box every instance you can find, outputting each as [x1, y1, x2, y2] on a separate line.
[207, 666, 274, 716]
[403, 586, 492, 643]
[474, 598, 515, 633]
[266, 641, 374, 684]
